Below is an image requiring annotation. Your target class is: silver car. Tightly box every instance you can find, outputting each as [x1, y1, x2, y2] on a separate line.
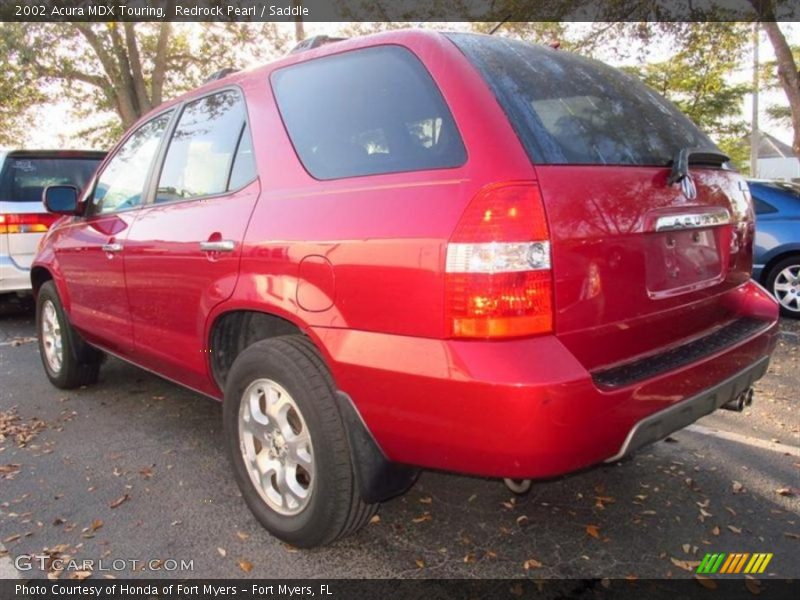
[0, 149, 104, 296]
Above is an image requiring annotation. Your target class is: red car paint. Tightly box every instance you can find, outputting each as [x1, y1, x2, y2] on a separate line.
[33, 30, 779, 479]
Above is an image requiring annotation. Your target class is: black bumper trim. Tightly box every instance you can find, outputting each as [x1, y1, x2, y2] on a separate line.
[592, 318, 768, 388]
[606, 356, 770, 462]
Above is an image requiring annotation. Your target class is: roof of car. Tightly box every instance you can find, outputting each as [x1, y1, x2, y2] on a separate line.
[140, 29, 457, 118]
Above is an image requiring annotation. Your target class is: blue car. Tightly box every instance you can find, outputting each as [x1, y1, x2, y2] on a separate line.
[749, 180, 800, 318]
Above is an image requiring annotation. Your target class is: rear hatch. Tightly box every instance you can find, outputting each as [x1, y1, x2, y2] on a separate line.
[0, 151, 104, 269]
[447, 34, 755, 371]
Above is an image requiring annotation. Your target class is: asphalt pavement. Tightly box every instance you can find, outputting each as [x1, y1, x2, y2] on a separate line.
[0, 303, 798, 580]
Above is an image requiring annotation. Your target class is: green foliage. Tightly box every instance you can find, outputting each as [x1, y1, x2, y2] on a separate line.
[621, 24, 752, 169]
[0, 23, 291, 148]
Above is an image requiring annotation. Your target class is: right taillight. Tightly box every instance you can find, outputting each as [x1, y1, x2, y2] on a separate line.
[444, 182, 554, 339]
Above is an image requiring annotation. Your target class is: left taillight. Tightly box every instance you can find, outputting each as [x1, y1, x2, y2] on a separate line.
[0, 213, 59, 234]
[444, 182, 554, 339]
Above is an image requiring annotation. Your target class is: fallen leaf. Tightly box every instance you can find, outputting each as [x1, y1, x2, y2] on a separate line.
[728, 525, 742, 534]
[139, 467, 154, 479]
[516, 515, 529, 526]
[109, 494, 129, 509]
[68, 570, 92, 580]
[784, 532, 800, 540]
[682, 543, 691, 554]
[90, 519, 103, 532]
[711, 526, 721, 536]
[236, 531, 250, 540]
[776, 488, 795, 497]
[369, 515, 381, 525]
[237, 560, 253, 573]
[463, 553, 477, 563]
[523, 558, 543, 570]
[695, 575, 717, 589]
[732, 481, 745, 494]
[412, 512, 432, 524]
[418, 496, 432, 504]
[414, 559, 425, 569]
[745, 577, 762, 595]
[2, 534, 20, 544]
[585, 525, 600, 539]
[671, 557, 700, 572]
[217, 547, 226, 557]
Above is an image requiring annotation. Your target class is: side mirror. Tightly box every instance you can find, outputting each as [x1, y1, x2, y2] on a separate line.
[43, 185, 79, 215]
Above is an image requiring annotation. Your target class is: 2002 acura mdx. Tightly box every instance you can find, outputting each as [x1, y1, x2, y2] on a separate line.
[33, 31, 780, 548]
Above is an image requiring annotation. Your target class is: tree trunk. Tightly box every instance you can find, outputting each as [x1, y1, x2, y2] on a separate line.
[761, 22, 800, 155]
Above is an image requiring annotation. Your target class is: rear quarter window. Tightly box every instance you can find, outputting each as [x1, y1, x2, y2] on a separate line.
[271, 45, 466, 180]
[446, 33, 718, 167]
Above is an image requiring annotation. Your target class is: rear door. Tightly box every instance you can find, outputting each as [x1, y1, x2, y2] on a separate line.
[50, 113, 173, 354]
[448, 34, 755, 370]
[0, 152, 102, 270]
[123, 88, 259, 389]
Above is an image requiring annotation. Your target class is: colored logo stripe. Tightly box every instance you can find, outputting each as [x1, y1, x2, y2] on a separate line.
[697, 553, 773, 574]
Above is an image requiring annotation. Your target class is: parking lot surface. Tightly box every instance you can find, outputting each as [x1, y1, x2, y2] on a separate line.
[1, 305, 798, 580]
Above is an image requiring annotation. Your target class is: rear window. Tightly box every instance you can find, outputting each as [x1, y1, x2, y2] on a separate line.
[446, 33, 718, 167]
[271, 45, 466, 180]
[0, 156, 102, 203]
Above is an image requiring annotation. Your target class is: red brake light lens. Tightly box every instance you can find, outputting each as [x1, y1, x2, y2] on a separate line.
[445, 183, 553, 339]
[0, 213, 59, 234]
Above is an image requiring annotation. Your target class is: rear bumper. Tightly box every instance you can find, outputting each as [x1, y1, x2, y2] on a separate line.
[0, 254, 32, 294]
[605, 356, 769, 463]
[314, 281, 779, 479]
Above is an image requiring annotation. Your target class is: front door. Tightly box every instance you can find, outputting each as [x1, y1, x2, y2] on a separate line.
[123, 89, 259, 390]
[52, 112, 174, 354]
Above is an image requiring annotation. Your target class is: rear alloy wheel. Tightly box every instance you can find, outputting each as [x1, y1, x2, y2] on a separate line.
[766, 257, 800, 318]
[36, 281, 104, 388]
[223, 335, 377, 547]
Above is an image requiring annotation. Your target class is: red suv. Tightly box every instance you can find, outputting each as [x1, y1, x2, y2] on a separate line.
[33, 31, 779, 547]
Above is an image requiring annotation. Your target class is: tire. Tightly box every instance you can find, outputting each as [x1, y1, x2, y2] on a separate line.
[765, 256, 800, 319]
[223, 335, 377, 548]
[36, 281, 103, 389]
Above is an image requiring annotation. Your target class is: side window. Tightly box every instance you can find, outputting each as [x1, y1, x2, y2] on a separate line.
[228, 123, 257, 190]
[753, 198, 777, 215]
[271, 46, 467, 180]
[156, 90, 251, 203]
[92, 113, 172, 215]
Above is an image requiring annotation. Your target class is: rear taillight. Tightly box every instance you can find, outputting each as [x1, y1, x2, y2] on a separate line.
[0, 213, 58, 234]
[445, 182, 554, 338]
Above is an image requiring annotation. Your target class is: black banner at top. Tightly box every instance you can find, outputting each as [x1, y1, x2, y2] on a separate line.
[0, 0, 799, 22]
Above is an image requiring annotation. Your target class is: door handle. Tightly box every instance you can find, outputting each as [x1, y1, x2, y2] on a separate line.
[199, 240, 235, 252]
[101, 243, 123, 253]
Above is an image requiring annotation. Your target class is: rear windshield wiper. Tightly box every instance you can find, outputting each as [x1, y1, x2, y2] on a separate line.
[668, 148, 730, 185]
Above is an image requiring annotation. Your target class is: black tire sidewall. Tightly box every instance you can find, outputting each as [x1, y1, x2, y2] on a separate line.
[36, 282, 76, 387]
[766, 257, 800, 318]
[223, 338, 351, 547]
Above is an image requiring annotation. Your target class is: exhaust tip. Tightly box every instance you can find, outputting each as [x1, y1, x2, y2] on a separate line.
[721, 387, 754, 412]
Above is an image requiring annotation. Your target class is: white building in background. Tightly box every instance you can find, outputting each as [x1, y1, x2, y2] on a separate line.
[754, 131, 800, 180]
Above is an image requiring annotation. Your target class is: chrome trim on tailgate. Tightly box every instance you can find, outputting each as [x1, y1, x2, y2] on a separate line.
[605, 356, 770, 463]
[654, 208, 731, 232]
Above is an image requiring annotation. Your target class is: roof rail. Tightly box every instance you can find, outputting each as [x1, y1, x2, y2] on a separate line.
[204, 68, 239, 84]
[290, 35, 347, 54]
